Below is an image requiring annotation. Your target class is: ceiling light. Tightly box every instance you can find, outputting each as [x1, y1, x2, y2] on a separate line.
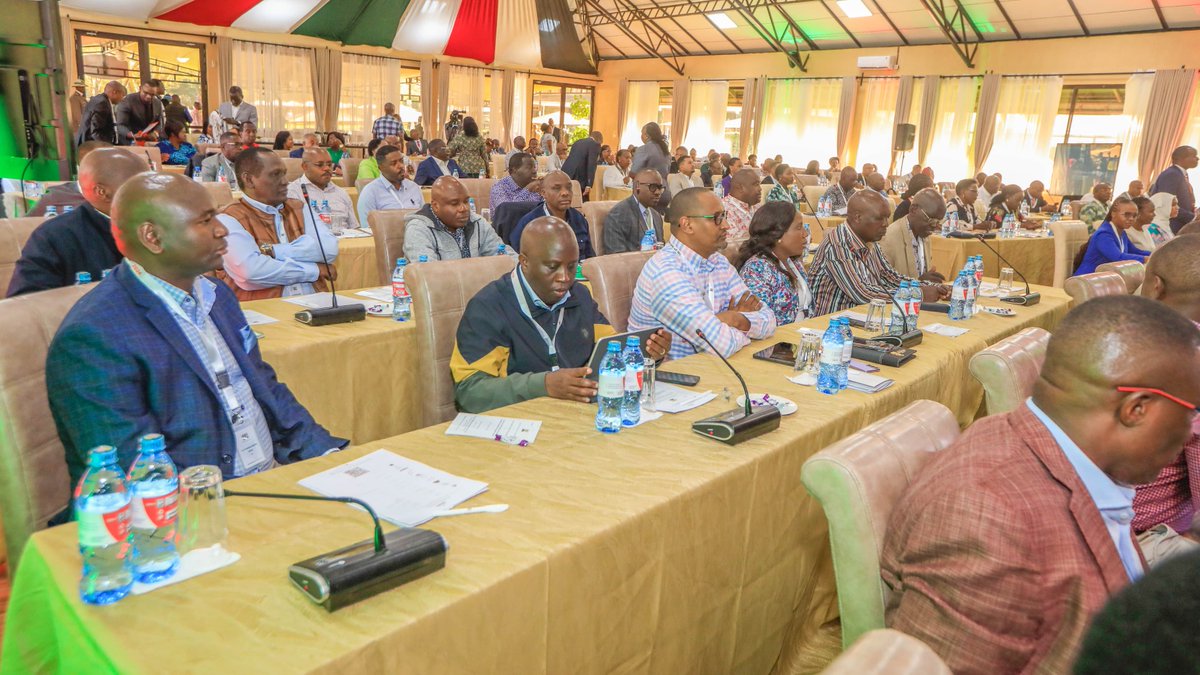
[707, 12, 737, 30]
[836, 0, 872, 19]
[176, 56, 190, 63]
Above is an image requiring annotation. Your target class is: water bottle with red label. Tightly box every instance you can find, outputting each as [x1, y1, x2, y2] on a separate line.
[128, 433, 180, 583]
[76, 445, 134, 604]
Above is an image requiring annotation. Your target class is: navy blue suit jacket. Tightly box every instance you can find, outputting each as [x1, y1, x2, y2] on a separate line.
[414, 156, 462, 186]
[46, 262, 345, 492]
[1150, 165, 1196, 233]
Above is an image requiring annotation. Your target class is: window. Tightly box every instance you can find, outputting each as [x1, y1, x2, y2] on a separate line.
[339, 54, 419, 142]
[76, 31, 207, 128]
[1053, 86, 1126, 144]
[657, 86, 672, 146]
[724, 86, 743, 157]
[230, 41, 315, 136]
[531, 81, 594, 145]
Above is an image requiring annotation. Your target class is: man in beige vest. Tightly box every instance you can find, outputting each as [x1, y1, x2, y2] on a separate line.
[215, 147, 338, 301]
[880, 187, 946, 283]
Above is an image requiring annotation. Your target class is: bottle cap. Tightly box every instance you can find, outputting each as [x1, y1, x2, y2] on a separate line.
[139, 433, 165, 453]
[606, 341, 621, 352]
[626, 335, 640, 346]
[88, 445, 117, 466]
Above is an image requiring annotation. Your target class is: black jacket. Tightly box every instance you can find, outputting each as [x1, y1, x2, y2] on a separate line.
[115, 93, 164, 145]
[76, 93, 118, 145]
[561, 137, 601, 189]
[7, 203, 123, 297]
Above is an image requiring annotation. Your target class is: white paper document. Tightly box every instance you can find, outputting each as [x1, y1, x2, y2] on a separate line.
[299, 449, 489, 527]
[356, 286, 395, 302]
[924, 322, 970, 337]
[446, 413, 542, 446]
[280, 292, 360, 309]
[240, 309, 279, 326]
[337, 229, 373, 238]
[653, 383, 716, 413]
[847, 370, 894, 393]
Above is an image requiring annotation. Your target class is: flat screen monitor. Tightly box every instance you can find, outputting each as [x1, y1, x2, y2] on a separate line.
[1050, 143, 1122, 197]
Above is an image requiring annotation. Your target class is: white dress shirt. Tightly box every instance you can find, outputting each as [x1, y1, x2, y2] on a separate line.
[604, 164, 632, 191]
[287, 175, 359, 230]
[356, 176, 424, 226]
[217, 194, 339, 297]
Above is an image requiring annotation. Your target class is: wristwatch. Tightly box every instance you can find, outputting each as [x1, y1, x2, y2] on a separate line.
[259, 242, 275, 258]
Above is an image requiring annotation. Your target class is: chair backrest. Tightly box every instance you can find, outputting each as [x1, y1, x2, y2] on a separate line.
[0, 217, 47, 297]
[490, 154, 507, 179]
[536, 155, 551, 174]
[579, 200, 618, 256]
[272, 149, 291, 158]
[200, 181, 237, 209]
[968, 327, 1050, 415]
[820, 629, 950, 675]
[1096, 260, 1144, 294]
[0, 284, 92, 570]
[341, 158, 362, 188]
[459, 178, 497, 211]
[493, 200, 541, 247]
[800, 399, 960, 648]
[1070, 199, 1083, 221]
[368, 209, 417, 285]
[127, 145, 160, 171]
[794, 174, 818, 187]
[759, 184, 773, 204]
[593, 165, 609, 196]
[355, 177, 372, 192]
[803, 184, 826, 207]
[582, 250, 654, 332]
[1049, 219, 1089, 288]
[281, 158, 304, 182]
[1065, 270, 1128, 305]
[408, 255, 517, 428]
[570, 180, 583, 208]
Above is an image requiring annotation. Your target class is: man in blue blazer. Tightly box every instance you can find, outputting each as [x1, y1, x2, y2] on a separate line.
[46, 172, 346, 493]
[413, 139, 461, 186]
[1149, 145, 1197, 233]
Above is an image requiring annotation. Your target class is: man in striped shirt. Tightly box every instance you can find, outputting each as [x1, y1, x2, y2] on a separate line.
[808, 191, 948, 317]
[628, 187, 776, 360]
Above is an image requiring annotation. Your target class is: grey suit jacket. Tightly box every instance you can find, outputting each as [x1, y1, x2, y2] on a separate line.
[603, 196, 664, 255]
[217, 101, 259, 129]
[200, 154, 240, 191]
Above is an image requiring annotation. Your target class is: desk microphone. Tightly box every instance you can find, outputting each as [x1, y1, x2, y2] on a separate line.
[224, 488, 447, 611]
[296, 185, 366, 326]
[689, 329, 780, 445]
[974, 234, 1041, 306]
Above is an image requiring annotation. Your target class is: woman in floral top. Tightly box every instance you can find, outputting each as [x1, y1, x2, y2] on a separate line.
[735, 201, 813, 325]
[448, 116, 489, 178]
[765, 163, 801, 207]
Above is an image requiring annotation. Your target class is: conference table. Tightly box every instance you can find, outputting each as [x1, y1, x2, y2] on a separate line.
[2, 284, 1072, 674]
[333, 236, 380, 289]
[928, 232, 1056, 286]
[801, 214, 844, 245]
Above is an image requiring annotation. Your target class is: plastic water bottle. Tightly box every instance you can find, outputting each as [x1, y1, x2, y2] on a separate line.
[620, 336, 643, 427]
[639, 228, 656, 252]
[46, 205, 58, 218]
[217, 164, 228, 183]
[907, 282, 922, 331]
[714, 181, 725, 199]
[417, 254, 429, 264]
[391, 258, 411, 321]
[101, 268, 112, 279]
[949, 272, 967, 320]
[838, 317, 852, 391]
[192, 165, 202, 180]
[76, 445, 133, 605]
[75, 271, 92, 285]
[890, 284, 907, 336]
[128, 434, 179, 583]
[970, 255, 983, 285]
[63, 205, 75, 213]
[948, 211, 959, 233]
[1061, 200, 1072, 219]
[595, 341, 625, 433]
[816, 320, 843, 395]
[498, 244, 507, 255]
[468, 197, 477, 215]
[964, 269, 978, 317]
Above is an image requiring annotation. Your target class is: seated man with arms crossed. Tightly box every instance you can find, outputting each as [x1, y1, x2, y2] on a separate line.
[47, 173, 345, 493]
[882, 295, 1200, 674]
[216, 147, 338, 300]
[627, 187, 776, 359]
[452, 216, 671, 413]
[403, 176, 513, 261]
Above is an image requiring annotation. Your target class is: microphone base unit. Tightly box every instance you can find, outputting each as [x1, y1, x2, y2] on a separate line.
[999, 292, 1041, 306]
[295, 303, 367, 326]
[871, 329, 923, 349]
[692, 405, 781, 445]
[289, 527, 447, 612]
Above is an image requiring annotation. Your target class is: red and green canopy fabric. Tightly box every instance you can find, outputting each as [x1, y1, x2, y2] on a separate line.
[62, 0, 594, 73]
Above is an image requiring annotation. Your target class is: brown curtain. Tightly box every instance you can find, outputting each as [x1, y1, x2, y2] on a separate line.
[837, 76, 857, 162]
[1138, 68, 1198, 184]
[747, 76, 767, 158]
[917, 76, 939, 165]
[436, 62, 450, 141]
[616, 79, 629, 149]
[972, 74, 1001, 174]
[310, 47, 341, 133]
[670, 77, 690, 149]
[890, 76, 915, 174]
[216, 37, 234, 100]
[739, 77, 766, 158]
[420, 60, 439, 140]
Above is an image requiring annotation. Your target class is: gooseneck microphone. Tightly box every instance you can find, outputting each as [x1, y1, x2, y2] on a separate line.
[796, 186, 827, 234]
[690, 329, 781, 445]
[974, 234, 1042, 306]
[224, 488, 446, 611]
[295, 185, 366, 325]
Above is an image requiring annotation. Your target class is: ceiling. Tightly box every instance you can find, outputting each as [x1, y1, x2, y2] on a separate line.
[573, 0, 1200, 69]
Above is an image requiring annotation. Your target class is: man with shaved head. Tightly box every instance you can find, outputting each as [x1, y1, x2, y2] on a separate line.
[452, 215, 670, 413]
[602, 168, 666, 254]
[880, 187, 947, 282]
[883, 296, 1200, 672]
[27, 140, 112, 217]
[808, 190, 948, 315]
[510, 170, 595, 259]
[288, 146, 359, 230]
[216, 147, 338, 300]
[46, 173, 345, 493]
[76, 80, 125, 145]
[403, 176, 511, 261]
[722, 168, 762, 240]
[822, 165, 857, 215]
[8, 147, 147, 296]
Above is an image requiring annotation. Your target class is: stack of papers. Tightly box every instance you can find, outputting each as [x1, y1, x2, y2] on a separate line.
[356, 287, 394, 302]
[299, 449, 488, 527]
[241, 309, 278, 326]
[447, 413, 541, 446]
[924, 322, 970, 337]
[847, 370, 894, 393]
[653, 383, 716, 413]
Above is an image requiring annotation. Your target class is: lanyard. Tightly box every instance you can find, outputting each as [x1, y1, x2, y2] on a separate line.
[144, 281, 243, 414]
[511, 269, 565, 371]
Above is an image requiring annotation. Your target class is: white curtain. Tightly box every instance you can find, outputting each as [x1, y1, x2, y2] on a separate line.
[683, 80, 729, 154]
[447, 65, 488, 132]
[621, 81, 660, 148]
[983, 76, 1063, 186]
[760, 78, 842, 166]
[230, 40, 315, 135]
[922, 77, 977, 182]
[1114, 73, 1155, 191]
[1183, 84, 1200, 203]
[338, 53, 411, 142]
[853, 77, 899, 170]
[511, 72, 529, 146]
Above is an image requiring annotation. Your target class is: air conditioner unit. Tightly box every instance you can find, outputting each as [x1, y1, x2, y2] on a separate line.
[857, 55, 897, 70]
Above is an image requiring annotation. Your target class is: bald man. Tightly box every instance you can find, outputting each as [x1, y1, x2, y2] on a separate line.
[8, 148, 147, 296]
[45, 173, 345, 494]
[882, 295, 1200, 674]
[76, 80, 126, 145]
[808, 190, 948, 315]
[721, 167, 761, 239]
[287, 146, 359, 231]
[403, 176, 512, 261]
[510, 170, 595, 259]
[27, 140, 112, 217]
[602, 168, 666, 254]
[452, 215, 670, 413]
[822, 165, 858, 215]
[879, 188, 947, 282]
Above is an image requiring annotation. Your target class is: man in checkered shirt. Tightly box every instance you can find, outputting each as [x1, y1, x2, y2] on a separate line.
[371, 102, 403, 140]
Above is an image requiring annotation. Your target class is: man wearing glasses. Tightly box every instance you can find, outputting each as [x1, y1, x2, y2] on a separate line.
[199, 132, 243, 191]
[602, 169, 666, 254]
[882, 295, 1200, 673]
[880, 188, 947, 283]
[627, 187, 776, 360]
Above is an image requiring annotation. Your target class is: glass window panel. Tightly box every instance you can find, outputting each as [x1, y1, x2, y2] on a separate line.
[146, 41, 204, 122]
[78, 34, 140, 101]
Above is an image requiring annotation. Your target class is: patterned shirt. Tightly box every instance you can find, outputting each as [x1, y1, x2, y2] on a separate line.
[1079, 200, 1110, 233]
[157, 140, 197, 166]
[722, 194, 759, 240]
[946, 197, 980, 227]
[766, 182, 801, 208]
[740, 254, 812, 325]
[449, 133, 488, 176]
[822, 184, 855, 214]
[808, 222, 915, 316]
[371, 115, 402, 140]
[627, 238, 776, 360]
[489, 175, 541, 211]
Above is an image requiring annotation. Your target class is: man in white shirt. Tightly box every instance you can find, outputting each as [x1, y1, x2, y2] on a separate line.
[978, 173, 1002, 208]
[216, 148, 338, 300]
[602, 148, 633, 193]
[287, 147, 359, 231]
[216, 86, 258, 132]
[357, 144, 424, 226]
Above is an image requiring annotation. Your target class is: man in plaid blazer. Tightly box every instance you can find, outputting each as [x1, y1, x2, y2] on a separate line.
[47, 172, 345, 494]
[881, 295, 1200, 674]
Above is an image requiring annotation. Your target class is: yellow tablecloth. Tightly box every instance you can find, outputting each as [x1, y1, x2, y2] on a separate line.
[929, 234, 1056, 286]
[333, 237, 379, 289]
[1, 286, 1072, 675]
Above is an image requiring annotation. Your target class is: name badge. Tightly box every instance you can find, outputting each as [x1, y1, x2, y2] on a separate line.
[232, 410, 269, 469]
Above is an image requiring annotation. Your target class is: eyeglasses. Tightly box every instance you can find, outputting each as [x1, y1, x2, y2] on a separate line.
[687, 212, 726, 225]
[1115, 386, 1199, 412]
[637, 183, 666, 193]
